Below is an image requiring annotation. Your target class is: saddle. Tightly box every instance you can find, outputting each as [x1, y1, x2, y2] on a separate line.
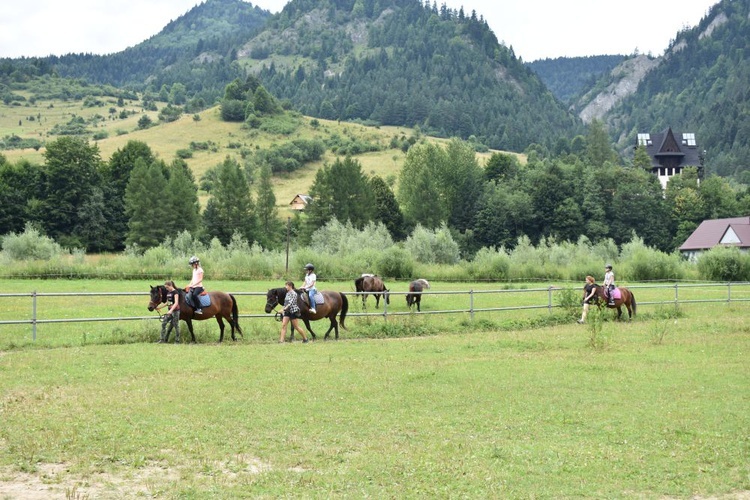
[299, 291, 324, 307]
[607, 287, 622, 300]
[185, 290, 211, 309]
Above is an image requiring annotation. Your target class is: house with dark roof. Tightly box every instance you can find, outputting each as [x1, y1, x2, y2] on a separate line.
[679, 216, 750, 261]
[636, 127, 704, 189]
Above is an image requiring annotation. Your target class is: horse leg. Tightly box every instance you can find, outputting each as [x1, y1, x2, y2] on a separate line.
[375, 294, 380, 309]
[416, 297, 421, 312]
[217, 317, 225, 342]
[324, 315, 337, 340]
[303, 318, 317, 340]
[186, 319, 196, 343]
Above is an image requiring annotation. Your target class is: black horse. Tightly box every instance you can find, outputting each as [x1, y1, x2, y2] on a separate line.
[354, 274, 390, 308]
[265, 287, 348, 340]
[405, 279, 430, 312]
[148, 285, 242, 343]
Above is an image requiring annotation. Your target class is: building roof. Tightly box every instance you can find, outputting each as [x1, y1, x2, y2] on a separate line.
[679, 217, 750, 251]
[638, 127, 702, 168]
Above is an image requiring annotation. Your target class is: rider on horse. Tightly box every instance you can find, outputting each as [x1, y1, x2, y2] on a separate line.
[603, 264, 615, 306]
[187, 256, 204, 314]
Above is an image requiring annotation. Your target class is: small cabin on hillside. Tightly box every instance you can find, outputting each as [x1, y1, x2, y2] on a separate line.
[636, 127, 703, 189]
[289, 194, 312, 211]
[679, 216, 750, 261]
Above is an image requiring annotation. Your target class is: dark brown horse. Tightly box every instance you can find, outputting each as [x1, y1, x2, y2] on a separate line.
[148, 285, 242, 342]
[265, 288, 348, 340]
[405, 279, 430, 312]
[354, 274, 390, 308]
[588, 285, 637, 320]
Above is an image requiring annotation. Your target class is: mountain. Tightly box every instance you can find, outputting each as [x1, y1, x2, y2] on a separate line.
[2, 0, 272, 105]
[526, 55, 625, 105]
[590, 0, 750, 181]
[238, 0, 582, 152]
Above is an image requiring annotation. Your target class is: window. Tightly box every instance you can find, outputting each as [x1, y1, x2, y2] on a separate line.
[637, 133, 652, 146]
[682, 133, 696, 146]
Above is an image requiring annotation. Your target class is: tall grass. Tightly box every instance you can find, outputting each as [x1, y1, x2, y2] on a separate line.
[0, 222, 734, 283]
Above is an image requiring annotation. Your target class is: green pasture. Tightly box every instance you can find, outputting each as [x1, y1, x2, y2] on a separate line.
[0, 278, 748, 350]
[0, 295, 748, 498]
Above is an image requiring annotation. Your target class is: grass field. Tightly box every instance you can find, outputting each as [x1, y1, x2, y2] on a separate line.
[0, 289, 748, 498]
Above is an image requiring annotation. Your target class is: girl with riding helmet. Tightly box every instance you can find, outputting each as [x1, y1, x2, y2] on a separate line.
[603, 263, 616, 305]
[300, 263, 317, 314]
[279, 281, 309, 343]
[187, 256, 204, 314]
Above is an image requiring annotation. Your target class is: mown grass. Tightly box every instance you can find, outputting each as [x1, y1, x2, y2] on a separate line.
[0, 300, 748, 498]
[0, 278, 748, 350]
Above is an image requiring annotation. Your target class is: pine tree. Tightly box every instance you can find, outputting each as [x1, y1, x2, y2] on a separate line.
[202, 157, 257, 244]
[124, 159, 169, 248]
[255, 165, 280, 249]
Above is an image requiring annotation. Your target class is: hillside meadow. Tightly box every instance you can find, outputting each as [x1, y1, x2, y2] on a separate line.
[0, 291, 747, 498]
[0, 94, 512, 211]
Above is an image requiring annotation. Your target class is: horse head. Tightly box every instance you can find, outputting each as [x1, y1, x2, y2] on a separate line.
[148, 285, 166, 311]
[265, 288, 283, 314]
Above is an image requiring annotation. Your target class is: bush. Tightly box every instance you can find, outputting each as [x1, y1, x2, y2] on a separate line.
[469, 247, 510, 280]
[376, 247, 414, 279]
[1, 223, 63, 260]
[697, 246, 750, 281]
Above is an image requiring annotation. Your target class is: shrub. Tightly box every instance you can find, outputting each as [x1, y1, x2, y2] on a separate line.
[376, 247, 414, 279]
[1, 223, 63, 260]
[697, 246, 750, 281]
[469, 247, 510, 280]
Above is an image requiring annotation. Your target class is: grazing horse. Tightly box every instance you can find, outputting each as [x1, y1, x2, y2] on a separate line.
[265, 288, 348, 340]
[588, 285, 637, 320]
[405, 279, 430, 312]
[354, 274, 390, 308]
[148, 285, 242, 343]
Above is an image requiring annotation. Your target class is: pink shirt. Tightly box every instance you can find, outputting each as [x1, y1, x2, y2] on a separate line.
[189, 266, 204, 288]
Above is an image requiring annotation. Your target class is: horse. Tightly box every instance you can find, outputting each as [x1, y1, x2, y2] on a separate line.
[587, 285, 637, 320]
[405, 279, 430, 312]
[264, 287, 348, 340]
[354, 274, 390, 308]
[148, 285, 243, 343]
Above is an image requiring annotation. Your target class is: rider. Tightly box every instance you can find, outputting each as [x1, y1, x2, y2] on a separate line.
[187, 256, 204, 314]
[300, 263, 317, 314]
[603, 264, 616, 306]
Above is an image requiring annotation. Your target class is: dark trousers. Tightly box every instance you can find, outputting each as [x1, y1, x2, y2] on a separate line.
[161, 311, 181, 342]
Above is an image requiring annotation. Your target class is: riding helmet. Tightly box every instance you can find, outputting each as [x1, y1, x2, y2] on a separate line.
[304, 263, 315, 270]
[605, 263, 612, 270]
[189, 256, 200, 265]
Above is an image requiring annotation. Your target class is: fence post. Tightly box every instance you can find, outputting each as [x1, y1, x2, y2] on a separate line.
[674, 283, 679, 308]
[547, 286, 553, 313]
[727, 282, 731, 303]
[32, 290, 37, 341]
[470, 290, 474, 321]
[382, 296, 388, 322]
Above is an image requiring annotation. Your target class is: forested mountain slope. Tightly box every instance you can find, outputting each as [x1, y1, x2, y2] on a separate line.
[1, 0, 271, 106]
[600, 0, 750, 181]
[526, 55, 625, 105]
[241, 0, 582, 152]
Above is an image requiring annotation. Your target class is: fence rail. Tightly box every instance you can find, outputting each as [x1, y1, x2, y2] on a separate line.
[1, 283, 748, 341]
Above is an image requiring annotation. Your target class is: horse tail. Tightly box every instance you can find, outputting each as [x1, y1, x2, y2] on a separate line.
[339, 293, 349, 330]
[630, 290, 637, 316]
[231, 294, 243, 337]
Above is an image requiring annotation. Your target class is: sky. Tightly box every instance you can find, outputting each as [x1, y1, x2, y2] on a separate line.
[0, 0, 718, 61]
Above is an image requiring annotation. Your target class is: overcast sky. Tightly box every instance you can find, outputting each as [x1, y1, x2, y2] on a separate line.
[0, 0, 718, 61]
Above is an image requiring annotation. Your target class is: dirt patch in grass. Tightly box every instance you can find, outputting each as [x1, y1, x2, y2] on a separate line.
[0, 456, 275, 498]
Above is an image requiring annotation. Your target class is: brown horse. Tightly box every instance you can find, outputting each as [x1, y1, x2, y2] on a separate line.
[265, 288, 348, 340]
[405, 279, 430, 312]
[589, 285, 637, 320]
[148, 285, 243, 343]
[354, 274, 390, 308]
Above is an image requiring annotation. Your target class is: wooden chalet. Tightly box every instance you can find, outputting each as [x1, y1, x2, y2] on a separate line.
[289, 194, 312, 211]
[679, 216, 750, 261]
[636, 127, 703, 189]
